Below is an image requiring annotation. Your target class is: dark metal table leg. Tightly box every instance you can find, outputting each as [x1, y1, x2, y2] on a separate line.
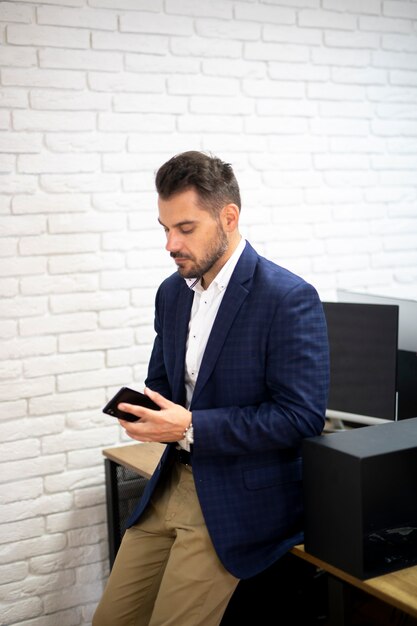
[327, 575, 352, 626]
[104, 458, 121, 569]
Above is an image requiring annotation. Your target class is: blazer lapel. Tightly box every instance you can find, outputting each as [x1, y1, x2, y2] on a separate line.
[171, 281, 194, 403]
[191, 243, 258, 407]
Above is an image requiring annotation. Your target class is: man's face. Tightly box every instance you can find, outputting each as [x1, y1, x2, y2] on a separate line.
[158, 188, 229, 284]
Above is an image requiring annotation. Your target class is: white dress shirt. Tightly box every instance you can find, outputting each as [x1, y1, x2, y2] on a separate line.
[178, 237, 246, 450]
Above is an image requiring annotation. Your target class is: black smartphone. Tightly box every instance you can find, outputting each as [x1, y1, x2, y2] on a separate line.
[102, 387, 160, 422]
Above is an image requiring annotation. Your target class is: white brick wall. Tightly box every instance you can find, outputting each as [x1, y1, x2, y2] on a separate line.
[1, 0, 417, 623]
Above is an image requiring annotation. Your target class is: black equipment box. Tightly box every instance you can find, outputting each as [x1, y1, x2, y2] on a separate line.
[303, 417, 417, 579]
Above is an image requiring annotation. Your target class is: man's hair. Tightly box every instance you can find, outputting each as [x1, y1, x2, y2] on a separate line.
[155, 151, 241, 216]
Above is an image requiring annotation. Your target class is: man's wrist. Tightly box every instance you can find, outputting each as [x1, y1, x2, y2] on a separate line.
[182, 418, 194, 444]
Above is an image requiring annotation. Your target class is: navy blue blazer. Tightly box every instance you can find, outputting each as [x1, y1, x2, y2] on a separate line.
[127, 242, 329, 579]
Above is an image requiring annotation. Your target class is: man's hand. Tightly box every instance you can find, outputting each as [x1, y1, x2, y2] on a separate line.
[117, 387, 192, 443]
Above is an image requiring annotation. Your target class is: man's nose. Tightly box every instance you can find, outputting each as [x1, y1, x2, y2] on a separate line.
[165, 231, 181, 253]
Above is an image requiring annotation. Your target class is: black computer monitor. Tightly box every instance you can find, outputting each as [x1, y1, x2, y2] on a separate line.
[336, 289, 417, 352]
[322, 302, 399, 426]
[336, 289, 417, 421]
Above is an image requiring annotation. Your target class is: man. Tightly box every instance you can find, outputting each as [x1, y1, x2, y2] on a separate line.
[93, 151, 329, 626]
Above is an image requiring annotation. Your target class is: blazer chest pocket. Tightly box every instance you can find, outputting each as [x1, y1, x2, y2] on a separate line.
[243, 458, 302, 491]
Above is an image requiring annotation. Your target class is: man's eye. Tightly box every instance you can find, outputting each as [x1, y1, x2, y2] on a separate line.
[180, 228, 194, 234]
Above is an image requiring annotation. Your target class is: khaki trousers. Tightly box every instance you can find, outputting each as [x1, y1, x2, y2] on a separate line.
[92, 462, 239, 626]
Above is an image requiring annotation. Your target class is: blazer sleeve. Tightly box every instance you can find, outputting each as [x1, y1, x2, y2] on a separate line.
[144, 284, 173, 400]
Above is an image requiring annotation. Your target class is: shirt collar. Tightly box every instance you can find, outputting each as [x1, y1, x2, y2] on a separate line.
[185, 237, 246, 293]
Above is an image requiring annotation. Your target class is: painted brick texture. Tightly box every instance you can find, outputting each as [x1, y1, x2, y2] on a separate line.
[1, 0, 417, 624]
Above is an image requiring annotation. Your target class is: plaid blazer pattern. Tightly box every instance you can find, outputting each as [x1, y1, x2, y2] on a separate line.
[127, 242, 329, 579]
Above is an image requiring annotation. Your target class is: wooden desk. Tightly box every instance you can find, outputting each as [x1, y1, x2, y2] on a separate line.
[103, 443, 417, 624]
[291, 544, 417, 625]
[103, 441, 165, 478]
[102, 442, 166, 566]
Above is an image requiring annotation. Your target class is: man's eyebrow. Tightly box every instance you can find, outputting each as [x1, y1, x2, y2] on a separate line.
[157, 218, 198, 228]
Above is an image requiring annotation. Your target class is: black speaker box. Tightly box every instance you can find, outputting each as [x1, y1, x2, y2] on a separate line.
[302, 417, 417, 579]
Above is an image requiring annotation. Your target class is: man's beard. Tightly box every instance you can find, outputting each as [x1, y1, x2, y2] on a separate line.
[172, 224, 228, 280]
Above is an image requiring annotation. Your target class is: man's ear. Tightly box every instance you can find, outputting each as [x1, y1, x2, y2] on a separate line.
[221, 203, 240, 232]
